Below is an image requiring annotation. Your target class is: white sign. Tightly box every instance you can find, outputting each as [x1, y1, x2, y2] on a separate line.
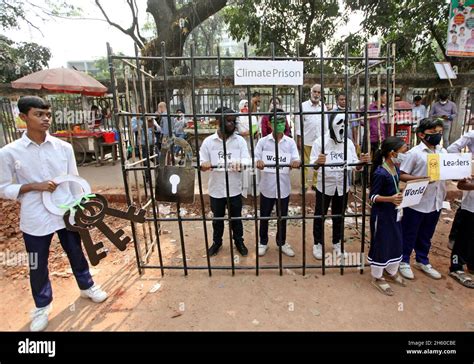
[398, 179, 430, 209]
[326, 150, 346, 171]
[427, 153, 472, 181]
[434, 62, 457, 80]
[262, 151, 291, 174]
[234, 60, 304, 86]
[210, 148, 241, 170]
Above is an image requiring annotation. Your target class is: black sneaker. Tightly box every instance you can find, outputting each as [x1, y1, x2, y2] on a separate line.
[235, 241, 248, 256]
[208, 242, 222, 256]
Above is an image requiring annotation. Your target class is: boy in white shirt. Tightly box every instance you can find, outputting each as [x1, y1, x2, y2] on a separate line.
[0, 96, 107, 332]
[399, 117, 446, 280]
[200, 107, 250, 257]
[255, 110, 301, 257]
[310, 113, 369, 260]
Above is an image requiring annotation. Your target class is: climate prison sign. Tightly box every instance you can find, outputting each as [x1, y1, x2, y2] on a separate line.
[234, 60, 304, 86]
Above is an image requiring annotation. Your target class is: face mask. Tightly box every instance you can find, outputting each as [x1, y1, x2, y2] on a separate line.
[330, 114, 345, 143]
[424, 133, 442, 146]
[440, 100, 448, 105]
[391, 152, 406, 165]
[241, 107, 248, 113]
[275, 120, 286, 133]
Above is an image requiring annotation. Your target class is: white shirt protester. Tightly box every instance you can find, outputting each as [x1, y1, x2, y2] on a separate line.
[310, 137, 359, 196]
[447, 130, 474, 153]
[255, 134, 300, 199]
[199, 132, 250, 198]
[412, 104, 427, 123]
[399, 142, 447, 213]
[446, 131, 474, 213]
[294, 100, 329, 146]
[0, 132, 82, 236]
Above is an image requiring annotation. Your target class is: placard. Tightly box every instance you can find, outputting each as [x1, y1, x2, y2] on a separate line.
[234, 60, 304, 86]
[427, 153, 472, 181]
[398, 179, 430, 209]
[262, 151, 291, 174]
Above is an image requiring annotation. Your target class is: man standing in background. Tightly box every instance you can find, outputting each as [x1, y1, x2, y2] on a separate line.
[294, 84, 329, 192]
[429, 93, 457, 147]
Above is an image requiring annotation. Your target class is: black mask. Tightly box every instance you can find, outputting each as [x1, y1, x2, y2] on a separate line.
[424, 133, 442, 146]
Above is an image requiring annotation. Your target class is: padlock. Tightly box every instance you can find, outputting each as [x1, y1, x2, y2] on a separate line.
[155, 137, 195, 203]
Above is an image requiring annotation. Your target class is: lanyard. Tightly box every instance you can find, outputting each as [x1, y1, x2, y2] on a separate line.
[382, 163, 400, 194]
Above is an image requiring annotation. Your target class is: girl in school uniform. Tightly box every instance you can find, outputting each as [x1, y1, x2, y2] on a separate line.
[368, 136, 408, 296]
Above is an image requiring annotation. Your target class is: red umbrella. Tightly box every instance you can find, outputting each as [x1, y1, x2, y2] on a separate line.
[11, 68, 108, 96]
[394, 100, 413, 110]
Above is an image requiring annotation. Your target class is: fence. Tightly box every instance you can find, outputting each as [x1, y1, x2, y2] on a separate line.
[103, 41, 402, 277]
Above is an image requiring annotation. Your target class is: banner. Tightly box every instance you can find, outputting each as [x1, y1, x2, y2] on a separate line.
[446, 0, 474, 58]
[234, 60, 304, 85]
[399, 179, 430, 209]
[427, 153, 472, 181]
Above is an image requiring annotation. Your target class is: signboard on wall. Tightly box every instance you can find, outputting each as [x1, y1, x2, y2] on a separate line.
[234, 60, 304, 86]
[446, 0, 474, 58]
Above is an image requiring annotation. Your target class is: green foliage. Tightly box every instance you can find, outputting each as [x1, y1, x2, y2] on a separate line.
[223, 0, 342, 58]
[0, 35, 52, 83]
[341, 0, 473, 72]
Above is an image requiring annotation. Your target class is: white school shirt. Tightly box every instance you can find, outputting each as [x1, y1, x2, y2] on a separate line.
[199, 132, 250, 198]
[400, 143, 447, 213]
[309, 136, 359, 196]
[0, 132, 82, 236]
[294, 100, 329, 146]
[447, 130, 474, 153]
[255, 134, 300, 199]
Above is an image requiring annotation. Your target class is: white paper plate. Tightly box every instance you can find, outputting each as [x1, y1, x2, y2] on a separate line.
[42, 175, 92, 216]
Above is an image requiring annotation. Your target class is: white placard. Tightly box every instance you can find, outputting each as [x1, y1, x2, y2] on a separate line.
[398, 179, 430, 209]
[210, 148, 241, 170]
[427, 153, 472, 181]
[434, 62, 457, 80]
[262, 151, 291, 174]
[234, 60, 304, 86]
[326, 150, 346, 171]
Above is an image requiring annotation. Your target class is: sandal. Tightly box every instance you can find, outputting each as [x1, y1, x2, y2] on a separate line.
[449, 271, 474, 289]
[372, 278, 394, 296]
[385, 272, 407, 287]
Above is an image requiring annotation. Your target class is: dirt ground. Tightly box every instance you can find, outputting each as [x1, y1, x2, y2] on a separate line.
[0, 197, 473, 332]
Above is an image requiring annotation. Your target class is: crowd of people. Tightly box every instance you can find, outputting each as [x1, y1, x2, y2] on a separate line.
[195, 84, 473, 298]
[0, 91, 472, 333]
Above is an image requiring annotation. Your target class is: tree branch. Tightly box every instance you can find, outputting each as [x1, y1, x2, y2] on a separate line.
[95, 0, 145, 48]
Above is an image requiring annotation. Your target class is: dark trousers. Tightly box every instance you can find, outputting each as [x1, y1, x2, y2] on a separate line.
[259, 195, 290, 246]
[23, 229, 94, 308]
[210, 195, 244, 245]
[313, 189, 348, 245]
[449, 207, 462, 242]
[450, 209, 474, 272]
[401, 208, 440, 265]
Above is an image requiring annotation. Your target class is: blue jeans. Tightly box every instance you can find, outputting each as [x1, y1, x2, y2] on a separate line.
[401, 208, 440, 265]
[23, 229, 94, 308]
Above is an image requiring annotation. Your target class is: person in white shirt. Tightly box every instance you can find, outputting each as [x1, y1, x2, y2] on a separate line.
[447, 130, 474, 248]
[0, 96, 108, 332]
[412, 95, 427, 124]
[237, 99, 259, 144]
[448, 175, 474, 288]
[399, 117, 447, 280]
[310, 113, 369, 260]
[294, 84, 329, 191]
[255, 109, 301, 257]
[200, 107, 250, 257]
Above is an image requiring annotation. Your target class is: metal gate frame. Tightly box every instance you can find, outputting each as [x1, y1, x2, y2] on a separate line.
[106, 41, 395, 277]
